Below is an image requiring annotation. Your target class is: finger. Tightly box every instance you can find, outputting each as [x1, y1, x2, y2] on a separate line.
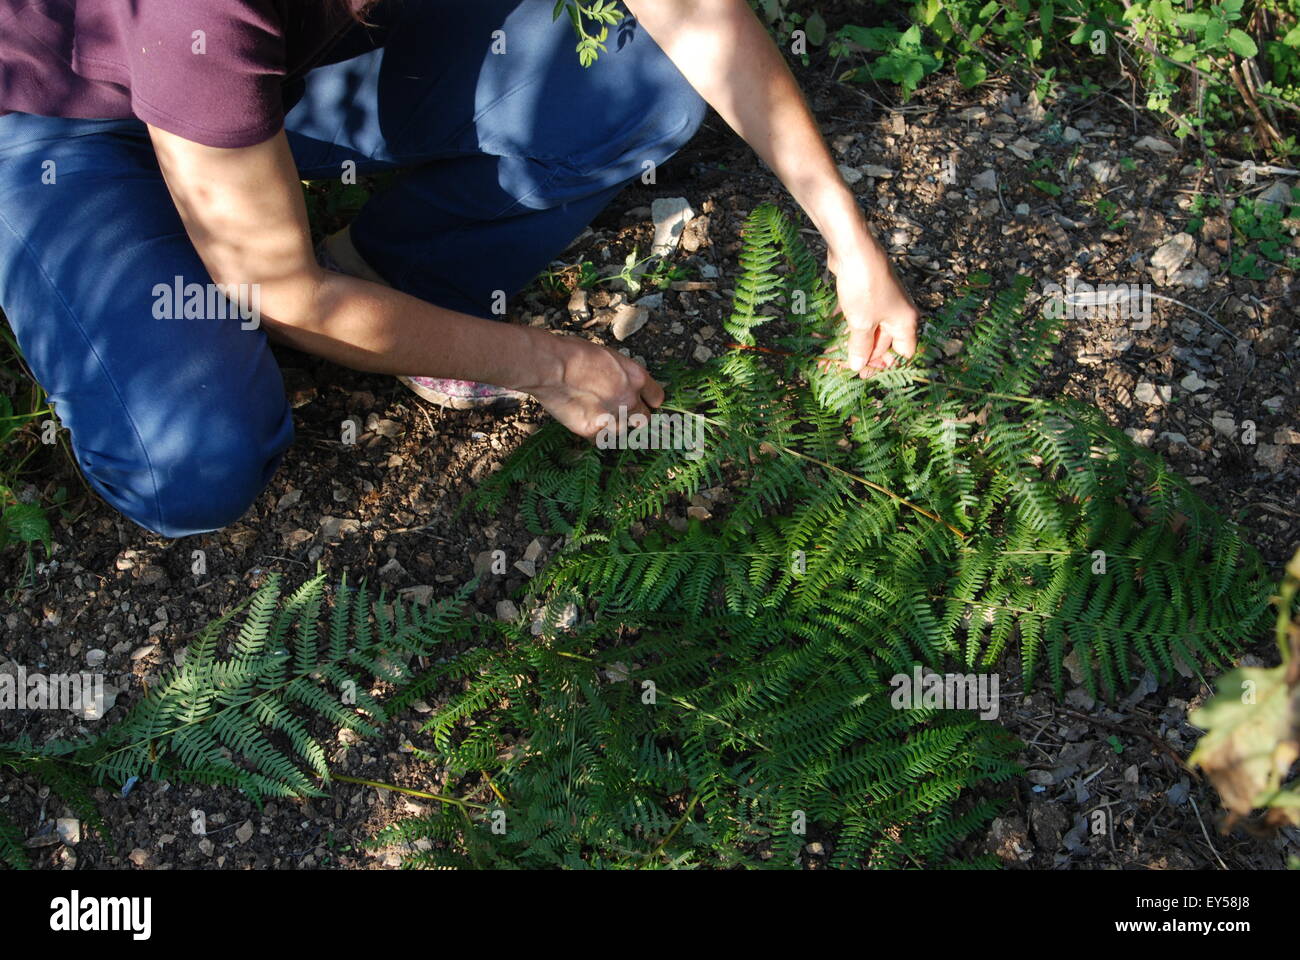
[890, 321, 919, 361]
[859, 327, 887, 378]
[846, 326, 875, 373]
[866, 330, 893, 371]
[640, 376, 665, 409]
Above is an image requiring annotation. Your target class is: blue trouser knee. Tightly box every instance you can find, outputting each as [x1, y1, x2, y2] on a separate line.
[0, 0, 705, 537]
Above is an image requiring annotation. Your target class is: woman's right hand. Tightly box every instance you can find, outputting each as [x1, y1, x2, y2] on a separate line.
[524, 331, 665, 440]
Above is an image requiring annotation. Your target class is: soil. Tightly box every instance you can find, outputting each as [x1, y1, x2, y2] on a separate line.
[2, 45, 1297, 871]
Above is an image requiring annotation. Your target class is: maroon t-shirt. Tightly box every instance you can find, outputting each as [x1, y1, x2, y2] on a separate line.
[0, 1, 369, 147]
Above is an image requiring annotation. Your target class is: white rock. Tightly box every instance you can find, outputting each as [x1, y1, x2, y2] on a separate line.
[1211, 413, 1236, 438]
[1135, 135, 1177, 154]
[1151, 233, 1195, 275]
[650, 197, 695, 257]
[1171, 262, 1210, 290]
[1125, 428, 1156, 447]
[837, 164, 863, 185]
[1135, 382, 1171, 405]
[56, 818, 81, 845]
[1087, 160, 1118, 184]
[610, 303, 649, 341]
[1180, 371, 1207, 392]
[495, 600, 520, 622]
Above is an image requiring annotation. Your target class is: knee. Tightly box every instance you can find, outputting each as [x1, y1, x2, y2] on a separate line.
[146, 442, 286, 538]
[77, 399, 293, 539]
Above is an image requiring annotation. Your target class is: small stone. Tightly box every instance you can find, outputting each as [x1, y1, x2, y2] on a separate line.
[567, 288, 589, 320]
[1134, 382, 1171, 405]
[972, 168, 998, 192]
[85, 649, 106, 667]
[1087, 160, 1118, 184]
[523, 539, 544, 563]
[128, 848, 150, 867]
[692, 344, 713, 363]
[610, 303, 649, 341]
[1135, 135, 1177, 154]
[1180, 371, 1207, 392]
[513, 559, 536, 578]
[130, 644, 156, 661]
[378, 557, 406, 583]
[365, 415, 404, 439]
[1255, 444, 1288, 471]
[1008, 137, 1040, 160]
[837, 163, 863, 185]
[235, 820, 254, 844]
[1062, 126, 1083, 143]
[1014, 202, 1030, 216]
[276, 489, 303, 512]
[284, 528, 313, 549]
[198, 838, 215, 857]
[1211, 413, 1236, 438]
[139, 565, 166, 586]
[1171, 261, 1210, 290]
[861, 164, 894, 178]
[1125, 428, 1156, 447]
[1151, 233, 1195, 276]
[318, 516, 360, 541]
[495, 600, 520, 622]
[1256, 179, 1294, 207]
[650, 197, 695, 257]
[398, 585, 434, 606]
[56, 818, 80, 845]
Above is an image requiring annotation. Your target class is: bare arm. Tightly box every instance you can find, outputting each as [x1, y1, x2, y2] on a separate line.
[147, 125, 662, 436]
[624, 0, 919, 373]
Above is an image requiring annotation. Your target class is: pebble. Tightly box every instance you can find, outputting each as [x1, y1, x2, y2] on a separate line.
[611, 303, 649, 341]
[837, 163, 863, 185]
[972, 168, 998, 192]
[318, 516, 360, 541]
[650, 197, 695, 257]
[1179, 371, 1207, 392]
[56, 818, 80, 845]
[1151, 233, 1194, 276]
[1134, 382, 1172, 405]
[1134, 135, 1177, 154]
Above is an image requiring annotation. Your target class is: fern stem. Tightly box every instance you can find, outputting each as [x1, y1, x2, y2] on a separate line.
[640, 793, 700, 867]
[328, 773, 488, 811]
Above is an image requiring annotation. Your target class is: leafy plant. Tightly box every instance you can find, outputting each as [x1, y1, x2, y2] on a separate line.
[369, 204, 1269, 867]
[0, 573, 475, 860]
[1190, 546, 1300, 828]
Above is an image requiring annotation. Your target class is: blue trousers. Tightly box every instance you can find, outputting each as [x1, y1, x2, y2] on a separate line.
[0, 1, 705, 537]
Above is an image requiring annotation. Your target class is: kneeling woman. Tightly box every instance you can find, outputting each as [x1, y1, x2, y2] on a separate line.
[0, 0, 918, 537]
